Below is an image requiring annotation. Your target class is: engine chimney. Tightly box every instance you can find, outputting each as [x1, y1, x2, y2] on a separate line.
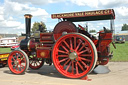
[24, 14, 32, 38]
[20, 14, 32, 50]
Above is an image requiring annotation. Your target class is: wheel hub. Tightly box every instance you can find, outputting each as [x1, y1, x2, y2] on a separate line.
[14, 60, 19, 66]
[69, 52, 78, 60]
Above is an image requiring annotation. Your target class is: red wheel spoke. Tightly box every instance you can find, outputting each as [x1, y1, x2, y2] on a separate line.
[79, 57, 91, 62]
[20, 58, 25, 62]
[74, 37, 76, 49]
[18, 54, 21, 59]
[63, 59, 71, 67]
[78, 42, 87, 52]
[65, 62, 71, 72]
[61, 45, 69, 52]
[59, 58, 69, 63]
[16, 66, 19, 71]
[58, 50, 68, 54]
[78, 50, 87, 55]
[58, 55, 69, 57]
[75, 39, 82, 51]
[34, 62, 36, 66]
[35, 62, 39, 66]
[80, 54, 92, 57]
[14, 65, 17, 69]
[71, 61, 74, 74]
[80, 60, 89, 69]
[15, 54, 19, 60]
[20, 64, 25, 68]
[75, 63, 79, 74]
[20, 65, 25, 70]
[12, 57, 16, 61]
[63, 40, 70, 49]
[77, 62, 84, 71]
[19, 64, 23, 70]
[37, 61, 41, 64]
[12, 63, 15, 67]
[20, 55, 24, 60]
[30, 60, 34, 65]
[70, 38, 73, 50]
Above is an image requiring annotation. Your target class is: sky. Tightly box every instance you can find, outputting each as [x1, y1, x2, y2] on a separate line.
[0, 0, 128, 35]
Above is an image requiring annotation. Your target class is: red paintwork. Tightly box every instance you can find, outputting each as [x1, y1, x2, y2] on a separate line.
[28, 39, 36, 51]
[40, 32, 53, 42]
[92, 39, 98, 45]
[97, 32, 112, 65]
[11, 45, 19, 49]
[53, 21, 77, 40]
[36, 48, 50, 58]
[78, 24, 85, 30]
[97, 33, 112, 56]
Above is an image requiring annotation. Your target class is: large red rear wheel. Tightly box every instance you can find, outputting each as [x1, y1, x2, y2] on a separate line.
[52, 33, 97, 78]
[29, 53, 44, 70]
[8, 50, 29, 74]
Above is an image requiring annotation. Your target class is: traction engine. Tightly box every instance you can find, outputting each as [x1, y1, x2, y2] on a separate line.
[8, 9, 115, 79]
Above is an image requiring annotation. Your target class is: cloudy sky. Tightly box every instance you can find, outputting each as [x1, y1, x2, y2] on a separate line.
[0, 0, 128, 35]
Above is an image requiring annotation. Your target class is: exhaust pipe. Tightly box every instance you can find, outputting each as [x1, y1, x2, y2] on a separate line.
[24, 14, 32, 39]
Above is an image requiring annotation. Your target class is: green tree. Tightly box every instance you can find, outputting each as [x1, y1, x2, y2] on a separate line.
[32, 21, 47, 32]
[121, 24, 128, 31]
[89, 29, 96, 33]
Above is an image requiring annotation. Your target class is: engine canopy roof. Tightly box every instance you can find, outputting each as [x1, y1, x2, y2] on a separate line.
[51, 9, 115, 22]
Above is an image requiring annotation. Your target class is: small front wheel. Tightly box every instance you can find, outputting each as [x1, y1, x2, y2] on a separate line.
[8, 50, 29, 74]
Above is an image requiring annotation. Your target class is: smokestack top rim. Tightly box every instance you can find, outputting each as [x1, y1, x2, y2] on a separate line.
[24, 14, 32, 18]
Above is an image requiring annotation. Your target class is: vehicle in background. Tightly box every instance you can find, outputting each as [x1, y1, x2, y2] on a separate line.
[115, 35, 125, 43]
[0, 53, 9, 67]
[11, 44, 20, 50]
[0, 37, 18, 47]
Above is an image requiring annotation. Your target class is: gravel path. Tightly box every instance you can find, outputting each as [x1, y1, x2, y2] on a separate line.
[0, 62, 128, 85]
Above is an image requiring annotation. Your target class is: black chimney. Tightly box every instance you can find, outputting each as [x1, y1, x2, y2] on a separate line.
[24, 14, 32, 38]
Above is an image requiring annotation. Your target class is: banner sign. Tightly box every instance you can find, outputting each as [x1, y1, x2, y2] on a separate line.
[51, 9, 114, 19]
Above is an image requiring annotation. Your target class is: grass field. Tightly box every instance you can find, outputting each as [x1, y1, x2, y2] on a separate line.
[0, 42, 128, 61]
[0, 48, 11, 53]
[110, 41, 128, 62]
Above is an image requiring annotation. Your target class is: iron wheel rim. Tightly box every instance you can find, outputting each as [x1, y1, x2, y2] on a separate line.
[8, 50, 28, 74]
[52, 33, 97, 78]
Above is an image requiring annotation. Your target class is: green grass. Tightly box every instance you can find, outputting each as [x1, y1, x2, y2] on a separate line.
[110, 41, 128, 62]
[0, 48, 11, 53]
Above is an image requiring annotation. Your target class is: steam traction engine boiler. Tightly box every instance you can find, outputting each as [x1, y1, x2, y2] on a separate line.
[8, 9, 115, 79]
